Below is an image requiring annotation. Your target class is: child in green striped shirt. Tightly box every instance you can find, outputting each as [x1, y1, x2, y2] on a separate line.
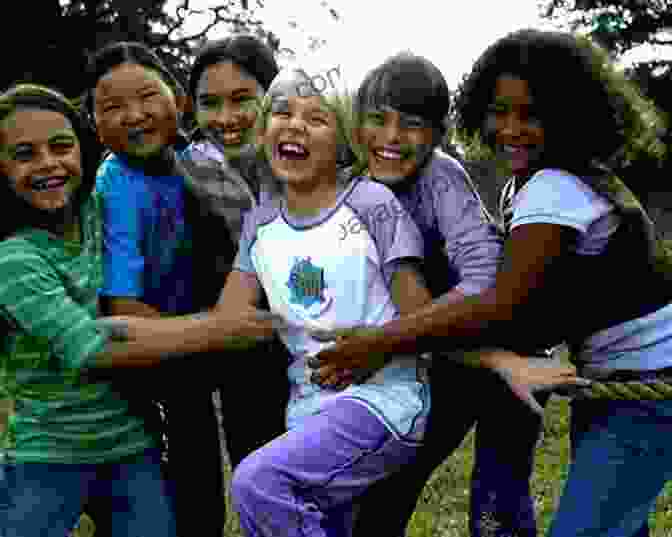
[0, 84, 276, 537]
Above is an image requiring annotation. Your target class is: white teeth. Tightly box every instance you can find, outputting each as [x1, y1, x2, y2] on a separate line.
[280, 143, 307, 155]
[375, 149, 402, 160]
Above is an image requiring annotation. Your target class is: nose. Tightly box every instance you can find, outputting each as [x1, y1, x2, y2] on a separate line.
[500, 112, 522, 137]
[381, 119, 401, 144]
[34, 146, 60, 172]
[122, 100, 147, 126]
[287, 114, 308, 133]
[211, 105, 241, 130]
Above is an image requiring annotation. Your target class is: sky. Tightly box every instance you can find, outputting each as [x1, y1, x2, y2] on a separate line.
[165, 0, 671, 91]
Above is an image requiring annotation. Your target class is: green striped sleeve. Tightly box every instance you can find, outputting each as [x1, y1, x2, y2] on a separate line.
[0, 239, 107, 372]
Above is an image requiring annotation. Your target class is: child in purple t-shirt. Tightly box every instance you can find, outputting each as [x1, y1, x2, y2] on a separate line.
[348, 53, 544, 537]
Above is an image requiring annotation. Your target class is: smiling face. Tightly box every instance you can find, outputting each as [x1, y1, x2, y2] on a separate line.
[486, 75, 545, 179]
[0, 108, 82, 212]
[356, 105, 435, 185]
[195, 60, 262, 158]
[93, 62, 181, 159]
[261, 94, 339, 191]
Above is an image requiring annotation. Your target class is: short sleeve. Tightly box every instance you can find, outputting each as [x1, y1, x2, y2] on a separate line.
[0, 241, 107, 371]
[348, 179, 424, 268]
[232, 208, 260, 274]
[510, 169, 612, 234]
[96, 159, 147, 298]
[430, 156, 502, 295]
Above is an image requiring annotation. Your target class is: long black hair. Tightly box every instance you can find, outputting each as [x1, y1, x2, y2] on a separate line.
[354, 52, 451, 139]
[0, 84, 102, 240]
[188, 34, 279, 100]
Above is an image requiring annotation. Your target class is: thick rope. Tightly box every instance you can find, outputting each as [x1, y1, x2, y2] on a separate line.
[556, 379, 672, 400]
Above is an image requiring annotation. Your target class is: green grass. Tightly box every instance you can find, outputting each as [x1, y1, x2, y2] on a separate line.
[74, 396, 672, 537]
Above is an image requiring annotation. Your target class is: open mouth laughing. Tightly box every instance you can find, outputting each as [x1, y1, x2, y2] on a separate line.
[372, 145, 415, 162]
[277, 142, 310, 161]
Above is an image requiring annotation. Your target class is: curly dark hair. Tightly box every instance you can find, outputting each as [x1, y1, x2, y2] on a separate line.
[0, 84, 103, 240]
[455, 29, 665, 174]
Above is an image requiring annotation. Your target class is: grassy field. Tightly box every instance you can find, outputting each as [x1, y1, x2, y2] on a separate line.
[73, 395, 672, 537]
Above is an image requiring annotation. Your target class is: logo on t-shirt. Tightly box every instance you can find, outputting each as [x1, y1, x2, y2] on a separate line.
[286, 256, 332, 317]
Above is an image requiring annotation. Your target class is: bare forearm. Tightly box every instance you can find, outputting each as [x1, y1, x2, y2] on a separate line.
[89, 312, 261, 369]
[104, 297, 163, 318]
[380, 288, 512, 358]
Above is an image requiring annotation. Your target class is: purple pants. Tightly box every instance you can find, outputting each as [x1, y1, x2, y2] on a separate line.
[231, 398, 419, 537]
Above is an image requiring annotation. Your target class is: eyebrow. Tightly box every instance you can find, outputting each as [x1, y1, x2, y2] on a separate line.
[198, 88, 255, 99]
[48, 131, 77, 143]
[6, 132, 76, 149]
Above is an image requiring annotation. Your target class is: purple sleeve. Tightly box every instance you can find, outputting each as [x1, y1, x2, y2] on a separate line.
[430, 155, 503, 296]
[232, 204, 278, 274]
[347, 179, 424, 271]
[232, 209, 258, 274]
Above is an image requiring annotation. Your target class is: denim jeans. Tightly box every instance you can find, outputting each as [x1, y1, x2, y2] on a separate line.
[549, 399, 672, 537]
[0, 448, 176, 537]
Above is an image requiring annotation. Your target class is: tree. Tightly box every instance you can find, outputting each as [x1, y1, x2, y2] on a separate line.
[1, 0, 338, 99]
[543, 1, 672, 55]
[0, 1, 277, 97]
[540, 0, 672, 199]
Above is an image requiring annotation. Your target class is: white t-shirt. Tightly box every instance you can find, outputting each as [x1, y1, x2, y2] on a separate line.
[510, 168, 672, 371]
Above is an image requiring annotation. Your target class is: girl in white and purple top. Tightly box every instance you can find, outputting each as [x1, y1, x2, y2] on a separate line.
[224, 66, 433, 537]
[316, 30, 671, 537]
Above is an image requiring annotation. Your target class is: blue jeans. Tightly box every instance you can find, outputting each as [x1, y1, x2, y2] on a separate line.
[0, 448, 176, 537]
[232, 399, 419, 537]
[549, 399, 672, 537]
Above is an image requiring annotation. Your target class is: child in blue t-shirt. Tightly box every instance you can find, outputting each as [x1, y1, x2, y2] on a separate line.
[85, 41, 223, 537]
[349, 52, 550, 537]
[224, 66, 432, 537]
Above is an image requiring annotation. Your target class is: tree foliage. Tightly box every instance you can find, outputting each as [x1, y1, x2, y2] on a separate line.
[1, 1, 284, 98]
[540, 0, 672, 196]
[543, 0, 672, 54]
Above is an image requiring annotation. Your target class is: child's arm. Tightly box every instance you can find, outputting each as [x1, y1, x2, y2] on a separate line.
[101, 297, 162, 318]
[390, 259, 433, 314]
[315, 223, 587, 406]
[0, 244, 275, 376]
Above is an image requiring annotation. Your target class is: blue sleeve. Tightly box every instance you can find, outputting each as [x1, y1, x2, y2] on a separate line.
[96, 159, 147, 298]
